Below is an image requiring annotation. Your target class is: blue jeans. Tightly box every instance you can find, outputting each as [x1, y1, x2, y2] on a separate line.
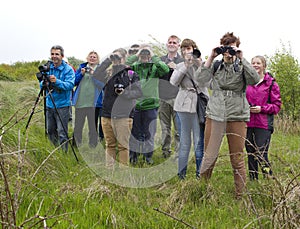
[177, 112, 204, 178]
[46, 106, 70, 152]
[129, 108, 158, 160]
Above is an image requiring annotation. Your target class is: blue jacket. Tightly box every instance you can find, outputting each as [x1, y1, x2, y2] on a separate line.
[72, 62, 104, 108]
[40, 60, 75, 109]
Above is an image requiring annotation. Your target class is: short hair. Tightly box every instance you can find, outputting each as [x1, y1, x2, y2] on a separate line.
[168, 35, 181, 44]
[180, 38, 198, 50]
[51, 45, 64, 57]
[113, 48, 127, 58]
[220, 32, 241, 47]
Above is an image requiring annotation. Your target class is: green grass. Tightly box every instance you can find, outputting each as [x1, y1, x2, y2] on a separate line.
[1, 81, 299, 228]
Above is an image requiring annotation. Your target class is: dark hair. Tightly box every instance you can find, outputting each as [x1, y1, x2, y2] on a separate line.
[220, 32, 240, 47]
[180, 38, 198, 50]
[51, 45, 64, 56]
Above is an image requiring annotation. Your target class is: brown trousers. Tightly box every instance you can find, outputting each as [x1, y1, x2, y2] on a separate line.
[200, 118, 247, 197]
[101, 117, 133, 167]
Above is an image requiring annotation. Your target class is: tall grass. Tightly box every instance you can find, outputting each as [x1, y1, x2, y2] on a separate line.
[0, 81, 299, 228]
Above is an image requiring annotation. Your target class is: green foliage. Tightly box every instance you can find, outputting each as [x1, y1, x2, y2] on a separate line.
[268, 42, 300, 120]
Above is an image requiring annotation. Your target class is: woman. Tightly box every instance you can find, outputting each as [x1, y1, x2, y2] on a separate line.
[197, 32, 260, 198]
[245, 55, 281, 180]
[170, 38, 209, 180]
[72, 51, 102, 148]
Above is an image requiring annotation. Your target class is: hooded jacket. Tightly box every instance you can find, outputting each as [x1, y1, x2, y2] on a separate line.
[246, 73, 281, 132]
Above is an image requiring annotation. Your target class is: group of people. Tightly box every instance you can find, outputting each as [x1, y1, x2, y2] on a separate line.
[40, 31, 281, 198]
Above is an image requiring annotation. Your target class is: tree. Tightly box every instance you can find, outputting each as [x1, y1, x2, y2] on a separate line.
[268, 42, 300, 120]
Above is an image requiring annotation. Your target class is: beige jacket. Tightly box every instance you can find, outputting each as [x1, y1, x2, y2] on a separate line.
[170, 62, 209, 113]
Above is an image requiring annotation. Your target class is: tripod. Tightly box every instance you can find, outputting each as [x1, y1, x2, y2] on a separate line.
[25, 77, 78, 162]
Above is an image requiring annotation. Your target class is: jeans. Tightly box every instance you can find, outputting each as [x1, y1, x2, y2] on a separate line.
[129, 108, 158, 161]
[177, 112, 204, 178]
[46, 106, 70, 152]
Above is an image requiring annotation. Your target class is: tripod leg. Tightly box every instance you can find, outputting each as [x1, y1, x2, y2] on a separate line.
[46, 87, 79, 162]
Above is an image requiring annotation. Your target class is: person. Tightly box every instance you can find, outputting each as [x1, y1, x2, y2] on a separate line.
[197, 32, 260, 198]
[170, 38, 209, 179]
[128, 44, 140, 56]
[126, 44, 170, 165]
[72, 51, 102, 148]
[245, 55, 281, 180]
[159, 35, 184, 158]
[93, 48, 142, 167]
[96, 90, 104, 143]
[41, 45, 75, 152]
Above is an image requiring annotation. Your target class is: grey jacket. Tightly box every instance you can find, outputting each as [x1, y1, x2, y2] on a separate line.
[197, 58, 260, 122]
[170, 62, 209, 113]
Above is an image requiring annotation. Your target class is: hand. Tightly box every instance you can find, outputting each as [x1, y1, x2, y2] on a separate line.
[231, 46, 243, 60]
[250, 105, 261, 113]
[168, 62, 177, 69]
[81, 68, 86, 75]
[49, 75, 56, 83]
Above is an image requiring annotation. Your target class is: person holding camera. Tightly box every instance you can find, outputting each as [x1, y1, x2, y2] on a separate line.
[170, 38, 209, 180]
[126, 45, 170, 165]
[159, 35, 184, 159]
[72, 51, 102, 148]
[197, 32, 260, 198]
[42, 45, 75, 152]
[245, 55, 281, 180]
[93, 48, 142, 168]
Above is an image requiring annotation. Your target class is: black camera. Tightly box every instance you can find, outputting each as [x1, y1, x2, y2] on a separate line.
[215, 46, 236, 56]
[84, 66, 91, 73]
[110, 54, 122, 62]
[192, 49, 201, 58]
[114, 83, 124, 94]
[36, 61, 52, 82]
[140, 49, 150, 56]
[128, 48, 139, 55]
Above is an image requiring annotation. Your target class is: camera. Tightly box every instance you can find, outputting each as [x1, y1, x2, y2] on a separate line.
[110, 54, 122, 62]
[114, 83, 124, 94]
[36, 61, 52, 82]
[215, 46, 236, 56]
[192, 49, 201, 58]
[84, 66, 91, 73]
[140, 49, 150, 56]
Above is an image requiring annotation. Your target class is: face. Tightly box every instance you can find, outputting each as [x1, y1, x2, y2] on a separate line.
[87, 53, 99, 66]
[222, 42, 237, 63]
[251, 57, 265, 76]
[181, 46, 193, 57]
[111, 51, 124, 65]
[50, 49, 63, 66]
[167, 38, 180, 53]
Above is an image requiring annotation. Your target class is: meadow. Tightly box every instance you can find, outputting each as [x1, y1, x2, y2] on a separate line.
[0, 81, 299, 229]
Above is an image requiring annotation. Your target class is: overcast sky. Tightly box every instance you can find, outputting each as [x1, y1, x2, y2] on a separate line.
[1, 0, 299, 64]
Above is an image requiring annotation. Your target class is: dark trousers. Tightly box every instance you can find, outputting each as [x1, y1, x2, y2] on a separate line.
[74, 107, 98, 147]
[129, 108, 158, 160]
[95, 107, 104, 140]
[245, 127, 272, 180]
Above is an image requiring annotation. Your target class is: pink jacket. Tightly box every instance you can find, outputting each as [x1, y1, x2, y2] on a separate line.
[246, 73, 281, 132]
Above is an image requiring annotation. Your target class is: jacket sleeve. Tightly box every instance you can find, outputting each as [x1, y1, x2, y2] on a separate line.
[241, 58, 260, 85]
[121, 72, 143, 99]
[170, 62, 187, 86]
[93, 58, 112, 83]
[261, 81, 282, 115]
[125, 55, 138, 66]
[74, 63, 86, 86]
[152, 55, 170, 78]
[54, 66, 75, 91]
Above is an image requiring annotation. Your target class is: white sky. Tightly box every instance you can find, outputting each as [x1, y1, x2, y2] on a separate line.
[1, 0, 299, 64]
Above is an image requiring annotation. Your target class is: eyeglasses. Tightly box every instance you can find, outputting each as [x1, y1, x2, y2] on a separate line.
[168, 41, 178, 45]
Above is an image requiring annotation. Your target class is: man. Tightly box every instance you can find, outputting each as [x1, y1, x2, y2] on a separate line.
[126, 44, 170, 165]
[41, 45, 75, 152]
[159, 35, 184, 158]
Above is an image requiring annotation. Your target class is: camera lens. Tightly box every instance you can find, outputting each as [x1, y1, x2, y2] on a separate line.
[192, 49, 201, 58]
[214, 47, 223, 55]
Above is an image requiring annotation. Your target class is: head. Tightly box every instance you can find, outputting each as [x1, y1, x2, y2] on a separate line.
[110, 48, 127, 65]
[251, 55, 266, 77]
[180, 38, 198, 59]
[219, 32, 241, 63]
[166, 35, 181, 54]
[128, 44, 140, 56]
[138, 44, 152, 63]
[50, 45, 64, 67]
[87, 51, 100, 66]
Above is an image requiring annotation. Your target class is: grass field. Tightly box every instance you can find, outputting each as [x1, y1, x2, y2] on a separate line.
[0, 81, 299, 228]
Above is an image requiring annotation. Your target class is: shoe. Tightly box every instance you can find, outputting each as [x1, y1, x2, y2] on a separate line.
[178, 173, 186, 180]
[145, 157, 154, 165]
[130, 157, 137, 165]
[162, 151, 171, 158]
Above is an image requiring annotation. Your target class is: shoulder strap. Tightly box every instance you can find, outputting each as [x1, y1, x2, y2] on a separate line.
[267, 72, 275, 103]
[213, 60, 222, 75]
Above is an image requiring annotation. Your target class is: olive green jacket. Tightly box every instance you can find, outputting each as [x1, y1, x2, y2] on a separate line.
[196, 58, 260, 122]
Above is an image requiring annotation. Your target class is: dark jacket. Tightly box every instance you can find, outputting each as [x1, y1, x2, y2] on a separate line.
[93, 60, 142, 118]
